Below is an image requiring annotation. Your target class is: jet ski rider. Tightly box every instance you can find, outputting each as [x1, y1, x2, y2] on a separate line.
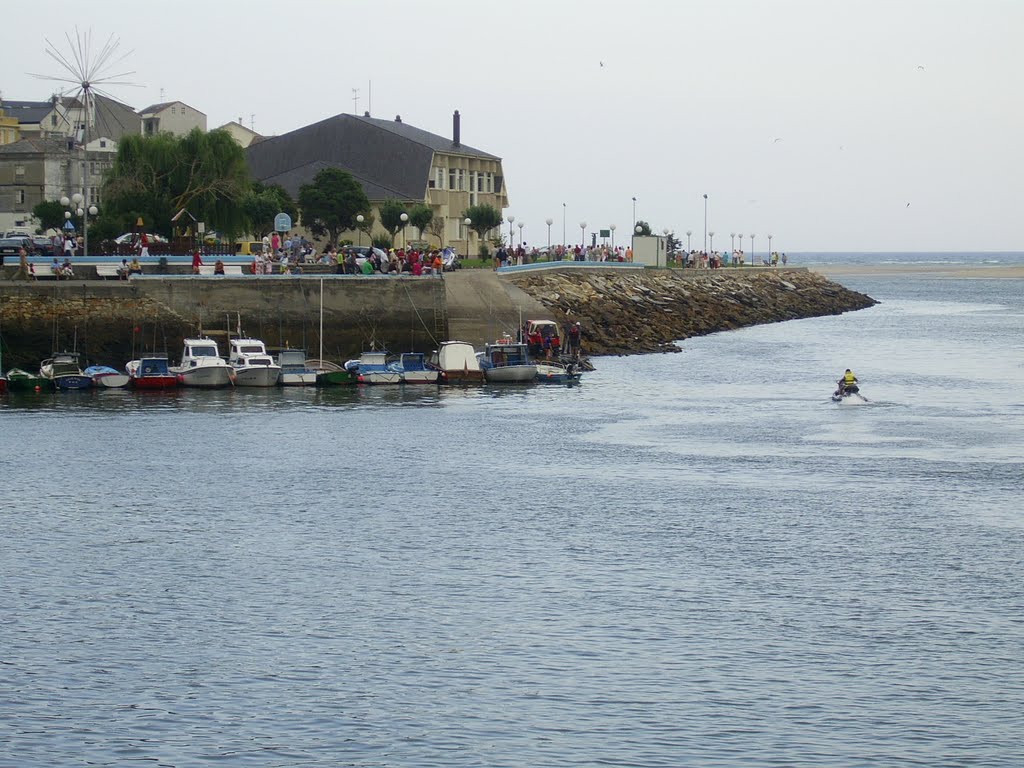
[837, 368, 859, 395]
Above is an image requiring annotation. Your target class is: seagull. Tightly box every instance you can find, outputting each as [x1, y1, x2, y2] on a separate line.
[917, 65, 926, 70]
[772, 137, 782, 143]
[906, 202, 911, 207]
[599, 61, 605, 68]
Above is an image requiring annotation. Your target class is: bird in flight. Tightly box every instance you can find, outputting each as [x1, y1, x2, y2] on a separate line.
[917, 65, 926, 70]
[599, 61, 605, 68]
[906, 202, 911, 207]
[772, 137, 782, 143]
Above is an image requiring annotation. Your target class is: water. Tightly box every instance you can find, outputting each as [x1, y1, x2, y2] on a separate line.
[2, 270, 1023, 767]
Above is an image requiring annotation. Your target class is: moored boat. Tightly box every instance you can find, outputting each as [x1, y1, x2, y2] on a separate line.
[228, 338, 281, 387]
[393, 352, 439, 384]
[40, 352, 92, 390]
[350, 349, 402, 384]
[535, 359, 583, 384]
[84, 365, 130, 388]
[5, 368, 52, 392]
[126, 355, 178, 389]
[432, 340, 484, 384]
[169, 338, 233, 388]
[306, 358, 358, 386]
[478, 337, 537, 383]
[277, 349, 318, 386]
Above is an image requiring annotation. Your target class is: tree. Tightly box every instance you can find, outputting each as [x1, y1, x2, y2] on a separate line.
[426, 216, 445, 246]
[461, 203, 503, 244]
[634, 220, 653, 236]
[378, 199, 409, 242]
[102, 128, 253, 239]
[297, 168, 370, 246]
[408, 204, 433, 243]
[244, 183, 297, 238]
[32, 200, 66, 233]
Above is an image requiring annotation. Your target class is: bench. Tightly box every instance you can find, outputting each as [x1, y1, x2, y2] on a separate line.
[197, 264, 245, 276]
[96, 264, 124, 280]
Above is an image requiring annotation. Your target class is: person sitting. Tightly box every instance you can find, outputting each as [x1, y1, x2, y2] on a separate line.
[117, 258, 130, 280]
[128, 256, 142, 275]
[51, 257, 62, 278]
[836, 368, 859, 395]
[60, 258, 74, 278]
[214, 259, 225, 275]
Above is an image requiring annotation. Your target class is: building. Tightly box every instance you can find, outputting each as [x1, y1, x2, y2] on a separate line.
[245, 110, 509, 250]
[0, 135, 117, 233]
[139, 101, 207, 137]
[3, 95, 141, 143]
[216, 119, 263, 148]
[0, 103, 21, 146]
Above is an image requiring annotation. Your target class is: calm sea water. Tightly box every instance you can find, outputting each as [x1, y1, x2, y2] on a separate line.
[2, 267, 1023, 767]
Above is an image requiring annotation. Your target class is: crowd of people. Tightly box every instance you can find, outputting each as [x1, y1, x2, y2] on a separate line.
[246, 237, 456, 277]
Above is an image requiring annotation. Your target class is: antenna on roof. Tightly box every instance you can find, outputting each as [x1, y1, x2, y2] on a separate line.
[352, 88, 360, 115]
[368, 80, 372, 116]
[250, 113, 255, 131]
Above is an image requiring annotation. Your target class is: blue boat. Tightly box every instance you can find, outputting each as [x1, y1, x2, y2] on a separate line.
[39, 352, 92, 390]
[392, 352, 439, 384]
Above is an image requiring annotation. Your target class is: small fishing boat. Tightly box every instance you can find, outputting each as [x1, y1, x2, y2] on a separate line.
[432, 340, 484, 384]
[535, 360, 583, 384]
[393, 352, 439, 384]
[84, 365, 130, 388]
[169, 338, 233, 388]
[349, 349, 402, 384]
[126, 355, 178, 389]
[228, 338, 281, 387]
[306, 358, 358, 386]
[277, 349, 318, 386]
[40, 352, 92, 390]
[5, 368, 51, 393]
[478, 337, 537, 383]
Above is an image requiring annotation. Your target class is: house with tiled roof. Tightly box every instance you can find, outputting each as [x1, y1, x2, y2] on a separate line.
[139, 101, 207, 137]
[245, 110, 509, 250]
[3, 95, 140, 142]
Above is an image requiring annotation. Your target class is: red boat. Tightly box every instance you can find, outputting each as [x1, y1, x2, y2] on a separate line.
[126, 355, 178, 389]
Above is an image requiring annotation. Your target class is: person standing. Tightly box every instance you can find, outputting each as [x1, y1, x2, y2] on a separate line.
[191, 250, 204, 274]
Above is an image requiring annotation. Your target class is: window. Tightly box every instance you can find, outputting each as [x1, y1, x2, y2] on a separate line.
[90, 162, 97, 175]
[171, 106, 177, 115]
[448, 169, 456, 190]
[486, 173, 493, 193]
[436, 168, 445, 190]
[51, 114, 58, 126]
[457, 169, 465, 191]
[89, 187, 99, 203]
[16, 190, 25, 204]
[99, 140, 107, 148]
[15, 165, 24, 176]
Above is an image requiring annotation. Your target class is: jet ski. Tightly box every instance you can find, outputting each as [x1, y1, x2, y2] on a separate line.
[832, 382, 868, 404]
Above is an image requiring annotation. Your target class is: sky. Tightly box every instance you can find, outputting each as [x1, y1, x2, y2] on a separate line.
[3, 0, 1021, 252]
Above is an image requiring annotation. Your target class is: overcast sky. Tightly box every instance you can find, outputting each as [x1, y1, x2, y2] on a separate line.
[4, 0, 1021, 252]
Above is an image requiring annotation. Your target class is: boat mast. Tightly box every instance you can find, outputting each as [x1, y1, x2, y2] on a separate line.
[319, 278, 324, 362]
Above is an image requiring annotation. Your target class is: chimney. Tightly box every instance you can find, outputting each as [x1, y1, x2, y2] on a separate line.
[453, 109, 461, 146]
[364, 111, 370, 117]
[395, 114, 402, 123]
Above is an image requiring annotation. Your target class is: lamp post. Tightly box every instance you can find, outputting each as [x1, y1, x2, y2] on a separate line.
[400, 212, 409, 248]
[730, 232, 735, 253]
[750, 233, 756, 267]
[545, 217, 553, 250]
[507, 215, 515, 247]
[709, 230, 715, 255]
[464, 217, 471, 260]
[609, 223, 616, 248]
[561, 203, 566, 247]
[686, 230, 692, 253]
[702, 193, 708, 254]
[517, 221, 524, 249]
[768, 233, 773, 262]
[738, 234, 744, 265]
[356, 213, 364, 246]
[632, 196, 637, 227]
[580, 221, 587, 252]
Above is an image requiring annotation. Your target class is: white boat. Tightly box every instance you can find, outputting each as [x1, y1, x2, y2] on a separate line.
[478, 337, 537, 383]
[84, 365, 130, 388]
[277, 349, 318, 386]
[170, 338, 233, 388]
[228, 338, 280, 387]
[535, 360, 583, 384]
[393, 352, 439, 384]
[350, 349, 402, 384]
[432, 340, 484, 384]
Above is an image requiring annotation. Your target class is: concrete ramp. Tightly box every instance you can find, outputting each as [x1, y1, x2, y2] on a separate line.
[444, 270, 552, 345]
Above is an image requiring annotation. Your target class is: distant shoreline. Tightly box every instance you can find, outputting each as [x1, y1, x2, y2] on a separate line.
[810, 264, 1024, 279]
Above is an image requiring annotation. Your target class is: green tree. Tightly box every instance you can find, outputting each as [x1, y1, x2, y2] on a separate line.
[461, 203, 503, 244]
[408, 204, 433, 242]
[102, 129, 253, 239]
[32, 200, 66, 233]
[634, 220, 653, 236]
[378, 199, 409, 242]
[244, 183, 297, 238]
[297, 168, 370, 246]
[426, 216, 445, 246]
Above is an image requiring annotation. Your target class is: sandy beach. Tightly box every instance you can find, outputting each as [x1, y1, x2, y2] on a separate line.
[809, 264, 1024, 279]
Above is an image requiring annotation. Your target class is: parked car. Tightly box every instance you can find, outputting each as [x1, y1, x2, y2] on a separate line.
[0, 237, 28, 264]
[114, 232, 168, 245]
[28, 236, 56, 256]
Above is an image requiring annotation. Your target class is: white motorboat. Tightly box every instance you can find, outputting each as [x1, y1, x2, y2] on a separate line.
[277, 349, 318, 386]
[84, 365, 130, 388]
[170, 338, 233, 388]
[228, 338, 280, 387]
[350, 350, 402, 384]
[393, 352, 439, 384]
[478, 337, 537, 383]
[432, 340, 484, 384]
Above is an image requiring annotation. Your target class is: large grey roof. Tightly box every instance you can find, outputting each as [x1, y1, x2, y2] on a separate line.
[1, 101, 54, 124]
[246, 113, 500, 202]
[0, 95, 139, 140]
[139, 100, 206, 117]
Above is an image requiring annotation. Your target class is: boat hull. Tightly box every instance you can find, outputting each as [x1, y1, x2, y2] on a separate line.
[233, 365, 281, 387]
[131, 375, 178, 390]
[316, 370, 357, 386]
[52, 374, 93, 390]
[535, 362, 582, 384]
[483, 364, 537, 383]
[360, 370, 402, 385]
[173, 365, 233, 388]
[280, 371, 319, 386]
[440, 369, 485, 384]
[93, 374, 131, 388]
[401, 370, 440, 384]
[5, 371, 52, 392]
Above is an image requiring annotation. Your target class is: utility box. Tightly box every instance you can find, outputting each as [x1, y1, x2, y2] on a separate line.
[631, 235, 666, 267]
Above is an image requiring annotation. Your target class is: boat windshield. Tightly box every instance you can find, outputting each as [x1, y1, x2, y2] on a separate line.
[239, 345, 264, 354]
[190, 346, 219, 357]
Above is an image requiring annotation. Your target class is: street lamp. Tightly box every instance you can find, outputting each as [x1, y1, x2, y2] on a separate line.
[545, 217, 553, 250]
[632, 196, 637, 226]
[399, 212, 409, 247]
[768, 233, 773, 263]
[580, 220, 587, 250]
[686, 230, 692, 253]
[730, 232, 736, 253]
[709, 230, 715, 254]
[517, 221, 524, 249]
[507, 215, 515, 247]
[703, 193, 708, 254]
[738, 234, 744, 265]
[463, 217, 471, 260]
[609, 223, 616, 248]
[356, 213, 364, 246]
[750, 233, 756, 266]
[561, 203, 566, 247]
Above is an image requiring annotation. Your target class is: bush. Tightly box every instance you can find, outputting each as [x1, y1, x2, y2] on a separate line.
[371, 234, 393, 250]
[478, 243, 491, 258]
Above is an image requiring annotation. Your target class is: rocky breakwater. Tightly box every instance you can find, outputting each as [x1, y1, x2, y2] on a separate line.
[506, 269, 877, 355]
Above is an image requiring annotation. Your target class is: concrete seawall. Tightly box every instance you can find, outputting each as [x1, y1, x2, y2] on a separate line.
[0, 267, 874, 369]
